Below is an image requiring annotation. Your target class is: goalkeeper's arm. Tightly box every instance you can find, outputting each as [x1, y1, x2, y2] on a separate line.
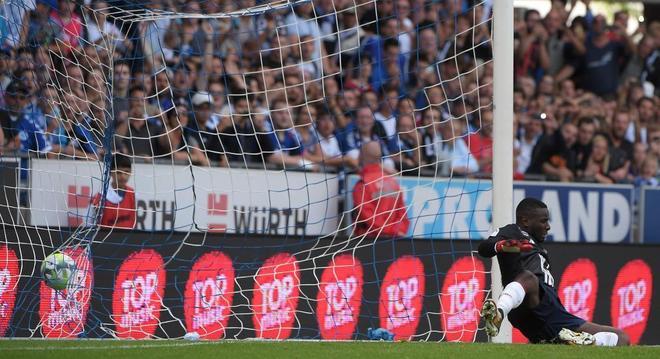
[478, 236, 533, 258]
[478, 236, 499, 258]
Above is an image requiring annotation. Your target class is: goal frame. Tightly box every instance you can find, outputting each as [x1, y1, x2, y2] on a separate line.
[491, 0, 514, 343]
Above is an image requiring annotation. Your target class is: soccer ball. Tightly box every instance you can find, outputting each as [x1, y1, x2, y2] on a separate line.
[41, 252, 76, 290]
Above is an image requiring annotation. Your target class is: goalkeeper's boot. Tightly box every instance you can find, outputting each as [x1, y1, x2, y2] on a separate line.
[481, 299, 503, 337]
[558, 328, 596, 345]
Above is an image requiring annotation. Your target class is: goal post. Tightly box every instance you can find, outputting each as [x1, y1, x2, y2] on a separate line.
[0, 0, 511, 341]
[491, 0, 514, 343]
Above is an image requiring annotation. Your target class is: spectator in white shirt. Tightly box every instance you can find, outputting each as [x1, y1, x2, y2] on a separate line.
[419, 107, 478, 176]
[85, 1, 124, 46]
[316, 112, 353, 170]
[375, 87, 399, 139]
[516, 113, 543, 174]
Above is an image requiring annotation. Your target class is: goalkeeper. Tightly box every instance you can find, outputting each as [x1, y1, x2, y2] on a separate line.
[479, 198, 629, 346]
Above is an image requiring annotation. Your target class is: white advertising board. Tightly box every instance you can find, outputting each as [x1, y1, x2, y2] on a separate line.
[29, 159, 339, 236]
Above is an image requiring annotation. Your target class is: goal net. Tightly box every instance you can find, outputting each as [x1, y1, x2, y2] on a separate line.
[0, 0, 497, 341]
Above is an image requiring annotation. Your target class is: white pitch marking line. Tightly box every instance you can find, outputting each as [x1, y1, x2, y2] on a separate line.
[2, 342, 219, 351]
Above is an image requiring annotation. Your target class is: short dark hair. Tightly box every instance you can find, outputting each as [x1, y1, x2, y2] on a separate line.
[129, 84, 146, 96]
[614, 10, 628, 19]
[317, 111, 335, 123]
[16, 46, 32, 56]
[383, 85, 399, 95]
[637, 96, 654, 108]
[270, 97, 287, 111]
[113, 59, 131, 70]
[524, 9, 540, 22]
[208, 77, 224, 88]
[6, 81, 29, 97]
[111, 153, 132, 171]
[230, 93, 252, 106]
[355, 104, 372, 115]
[516, 197, 547, 220]
[173, 61, 192, 73]
[384, 37, 400, 49]
[577, 117, 595, 128]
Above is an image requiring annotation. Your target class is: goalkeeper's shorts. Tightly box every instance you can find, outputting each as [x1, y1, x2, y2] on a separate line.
[508, 282, 586, 343]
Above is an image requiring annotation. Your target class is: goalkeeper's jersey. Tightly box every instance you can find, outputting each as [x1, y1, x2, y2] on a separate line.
[477, 224, 555, 288]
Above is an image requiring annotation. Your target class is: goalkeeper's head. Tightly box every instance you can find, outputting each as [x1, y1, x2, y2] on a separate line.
[111, 153, 133, 190]
[515, 198, 550, 242]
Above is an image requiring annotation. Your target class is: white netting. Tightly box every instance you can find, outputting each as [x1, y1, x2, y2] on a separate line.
[0, 0, 495, 341]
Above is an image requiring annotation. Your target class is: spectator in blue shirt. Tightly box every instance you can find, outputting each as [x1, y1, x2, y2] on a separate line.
[573, 14, 632, 97]
[633, 155, 658, 205]
[61, 92, 103, 159]
[634, 155, 658, 188]
[269, 99, 303, 156]
[1, 81, 31, 152]
[265, 98, 311, 169]
[395, 113, 422, 175]
[340, 106, 398, 172]
[18, 95, 51, 156]
[13, 80, 50, 183]
[18, 116, 50, 155]
[219, 95, 275, 166]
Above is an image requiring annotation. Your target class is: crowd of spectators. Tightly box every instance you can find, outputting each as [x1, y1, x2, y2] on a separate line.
[0, 0, 658, 189]
[514, 1, 660, 188]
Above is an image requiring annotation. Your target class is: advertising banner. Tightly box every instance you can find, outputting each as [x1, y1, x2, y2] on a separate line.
[0, 158, 19, 225]
[2, 230, 659, 344]
[29, 159, 339, 236]
[639, 187, 660, 243]
[345, 176, 634, 242]
[514, 182, 633, 243]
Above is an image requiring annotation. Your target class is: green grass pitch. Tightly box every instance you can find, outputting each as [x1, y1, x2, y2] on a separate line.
[1, 340, 659, 359]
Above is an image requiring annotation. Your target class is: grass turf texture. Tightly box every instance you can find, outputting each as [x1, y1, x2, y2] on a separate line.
[1, 341, 659, 359]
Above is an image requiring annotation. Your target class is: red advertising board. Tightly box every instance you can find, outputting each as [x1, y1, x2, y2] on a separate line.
[379, 256, 425, 340]
[112, 249, 166, 339]
[252, 253, 300, 339]
[0, 246, 19, 337]
[440, 256, 486, 342]
[39, 248, 93, 338]
[184, 251, 235, 339]
[316, 254, 364, 340]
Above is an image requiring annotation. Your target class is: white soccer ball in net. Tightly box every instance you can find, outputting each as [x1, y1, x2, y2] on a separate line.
[41, 252, 76, 291]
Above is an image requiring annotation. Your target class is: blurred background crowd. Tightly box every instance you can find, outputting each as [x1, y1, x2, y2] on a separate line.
[0, 0, 658, 187]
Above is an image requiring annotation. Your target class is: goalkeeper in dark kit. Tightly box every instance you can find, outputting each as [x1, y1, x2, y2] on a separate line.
[479, 198, 629, 346]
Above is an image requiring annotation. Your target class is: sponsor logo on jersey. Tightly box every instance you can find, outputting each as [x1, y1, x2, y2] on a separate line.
[440, 256, 486, 342]
[39, 248, 92, 338]
[611, 259, 653, 345]
[0, 246, 19, 337]
[112, 249, 166, 339]
[558, 258, 598, 321]
[379, 256, 425, 340]
[316, 254, 363, 340]
[252, 253, 300, 339]
[184, 251, 235, 339]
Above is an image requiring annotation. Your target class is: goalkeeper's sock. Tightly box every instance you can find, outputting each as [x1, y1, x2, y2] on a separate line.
[593, 332, 618, 346]
[497, 281, 525, 317]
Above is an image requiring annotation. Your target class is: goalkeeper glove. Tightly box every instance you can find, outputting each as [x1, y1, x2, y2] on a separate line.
[495, 239, 534, 253]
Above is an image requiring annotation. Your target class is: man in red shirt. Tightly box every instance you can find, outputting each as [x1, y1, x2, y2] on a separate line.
[352, 141, 409, 238]
[51, 0, 83, 52]
[467, 110, 493, 173]
[92, 153, 136, 229]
